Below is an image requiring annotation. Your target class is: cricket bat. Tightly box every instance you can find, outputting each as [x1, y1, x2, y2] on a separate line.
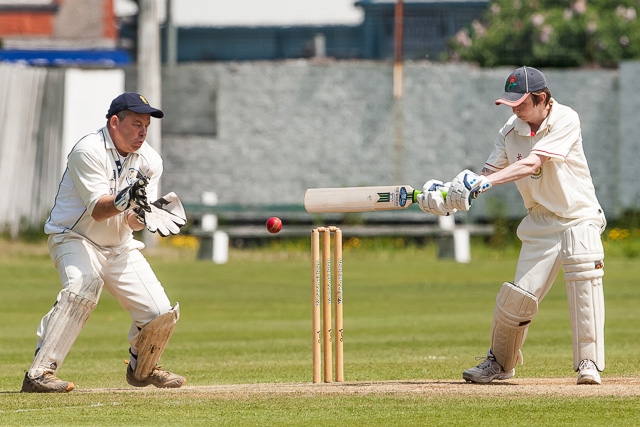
[304, 185, 425, 213]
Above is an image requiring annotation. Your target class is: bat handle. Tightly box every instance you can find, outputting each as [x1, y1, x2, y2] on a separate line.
[413, 187, 476, 207]
[412, 189, 449, 202]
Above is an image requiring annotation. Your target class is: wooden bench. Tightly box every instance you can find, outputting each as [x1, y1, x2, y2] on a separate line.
[182, 202, 494, 263]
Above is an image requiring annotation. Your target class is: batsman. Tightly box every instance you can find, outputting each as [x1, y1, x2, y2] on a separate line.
[21, 93, 188, 392]
[420, 66, 606, 385]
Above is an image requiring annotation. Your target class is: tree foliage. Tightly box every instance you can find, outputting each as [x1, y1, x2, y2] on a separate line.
[450, 0, 640, 68]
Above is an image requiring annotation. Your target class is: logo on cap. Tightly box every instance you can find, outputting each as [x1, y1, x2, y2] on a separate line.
[139, 95, 149, 105]
[506, 75, 517, 91]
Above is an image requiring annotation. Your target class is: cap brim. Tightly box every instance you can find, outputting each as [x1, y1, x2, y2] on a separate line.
[129, 105, 165, 118]
[495, 92, 530, 107]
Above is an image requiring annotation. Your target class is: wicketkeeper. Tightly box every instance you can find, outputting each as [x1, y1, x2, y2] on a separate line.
[22, 93, 188, 392]
[419, 66, 606, 385]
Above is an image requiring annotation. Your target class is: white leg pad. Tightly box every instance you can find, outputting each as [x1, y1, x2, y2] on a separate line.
[491, 282, 539, 372]
[29, 274, 103, 377]
[561, 225, 605, 372]
[131, 303, 180, 381]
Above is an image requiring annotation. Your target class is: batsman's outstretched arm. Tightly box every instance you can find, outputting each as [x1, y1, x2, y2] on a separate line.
[481, 153, 548, 187]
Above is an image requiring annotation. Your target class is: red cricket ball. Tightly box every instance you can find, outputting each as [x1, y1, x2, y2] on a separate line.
[266, 217, 283, 234]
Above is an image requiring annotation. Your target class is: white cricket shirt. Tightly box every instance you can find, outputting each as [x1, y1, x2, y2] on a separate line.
[484, 99, 603, 220]
[45, 127, 163, 247]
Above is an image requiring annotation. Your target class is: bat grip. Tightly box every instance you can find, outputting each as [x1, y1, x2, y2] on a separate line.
[412, 189, 449, 202]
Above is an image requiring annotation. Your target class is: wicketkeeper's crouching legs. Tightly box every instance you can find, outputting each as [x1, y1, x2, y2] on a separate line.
[21, 274, 104, 393]
[126, 303, 186, 388]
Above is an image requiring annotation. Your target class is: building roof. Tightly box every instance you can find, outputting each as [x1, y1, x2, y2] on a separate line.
[115, 0, 365, 27]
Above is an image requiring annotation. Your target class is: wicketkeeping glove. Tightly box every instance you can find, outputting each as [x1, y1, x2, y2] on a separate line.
[445, 170, 492, 212]
[417, 179, 456, 216]
[114, 172, 150, 212]
[135, 192, 187, 237]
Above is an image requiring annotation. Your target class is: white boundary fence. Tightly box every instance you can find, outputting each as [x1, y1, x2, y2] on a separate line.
[0, 65, 55, 238]
[0, 64, 123, 238]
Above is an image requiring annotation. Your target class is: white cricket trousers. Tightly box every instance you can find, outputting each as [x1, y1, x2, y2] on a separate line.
[513, 204, 606, 300]
[37, 232, 173, 353]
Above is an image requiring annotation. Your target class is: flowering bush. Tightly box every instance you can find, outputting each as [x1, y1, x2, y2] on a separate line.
[604, 227, 640, 258]
[450, 0, 640, 67]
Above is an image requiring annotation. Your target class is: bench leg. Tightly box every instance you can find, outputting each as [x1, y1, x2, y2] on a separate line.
[197, 231, 229, 264]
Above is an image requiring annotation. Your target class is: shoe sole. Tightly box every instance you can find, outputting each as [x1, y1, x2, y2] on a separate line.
[21, 382, 75, 393]
[126, 376, 186, 388]
[577, 372, 601, 385]
[463, 370, 515, 384]
[126, 366, 186, 388]
[577, 378, 601, 385]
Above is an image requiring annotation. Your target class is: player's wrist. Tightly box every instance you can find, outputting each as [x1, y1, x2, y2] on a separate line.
[127, 211, 146, 230]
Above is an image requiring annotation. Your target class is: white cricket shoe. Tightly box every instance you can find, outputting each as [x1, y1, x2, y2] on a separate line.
[577, 359, 601, 385]
[463, 351, 515, 384]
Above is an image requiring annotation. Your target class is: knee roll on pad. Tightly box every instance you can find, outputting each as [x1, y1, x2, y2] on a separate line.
[131, 303, 180, 381]
[491, 282, 539, 372]
[561, 225, 605, 371]
[29, 274, 103, 377]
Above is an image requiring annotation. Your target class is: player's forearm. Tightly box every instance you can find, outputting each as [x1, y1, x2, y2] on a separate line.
[91, 196, 146, 231]
[483, 153, 547, 187]
[91, 195, 121, 221]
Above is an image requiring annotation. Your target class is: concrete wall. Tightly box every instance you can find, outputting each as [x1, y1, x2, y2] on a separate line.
[126, 61, 635, 221]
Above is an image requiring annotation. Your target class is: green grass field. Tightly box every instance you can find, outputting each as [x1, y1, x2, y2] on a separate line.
[1, 237, 639, 426]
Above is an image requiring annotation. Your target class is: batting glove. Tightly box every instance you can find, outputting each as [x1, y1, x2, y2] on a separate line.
[417, 179, 456, 216]
[445, 170, 492, 212]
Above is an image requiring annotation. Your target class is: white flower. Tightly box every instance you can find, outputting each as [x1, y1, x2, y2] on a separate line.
[472, 20, 486, 37]
[573, 0, 587, 15]
[563, 8, 573, 20]
[628, 8, 637, 21]
[531, 13, 545, 27]
[455, 29, 472, 48]
[540, 25, 553, 43]
[616, 7, 637, 22]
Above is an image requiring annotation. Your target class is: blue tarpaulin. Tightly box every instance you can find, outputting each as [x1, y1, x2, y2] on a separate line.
[0, 49, 131, 66]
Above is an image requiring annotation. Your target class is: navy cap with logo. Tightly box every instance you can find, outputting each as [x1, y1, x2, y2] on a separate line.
[106, 92, 164, 119]
[495, 66, 547, 107]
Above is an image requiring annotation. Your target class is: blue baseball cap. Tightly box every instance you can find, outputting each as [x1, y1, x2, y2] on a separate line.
[106, 92, 164, 119]
[495, 66, 547, 107]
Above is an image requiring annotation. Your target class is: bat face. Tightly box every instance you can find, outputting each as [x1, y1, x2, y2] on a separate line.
[304, 185, 419, 213]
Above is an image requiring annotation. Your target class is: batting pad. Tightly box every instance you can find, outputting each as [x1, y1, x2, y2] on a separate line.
[131, 303, 180, 381]
[561, 225, 605, 371]
[29, 274, 103, 377]
[491, 282, 539, 372]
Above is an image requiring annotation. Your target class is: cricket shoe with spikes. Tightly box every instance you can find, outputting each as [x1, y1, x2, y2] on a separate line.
[21, 371, 75, 393]
[463, 351, 515, 384]
[126, 361, 186, 388]
[577, 359, 601, 385]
